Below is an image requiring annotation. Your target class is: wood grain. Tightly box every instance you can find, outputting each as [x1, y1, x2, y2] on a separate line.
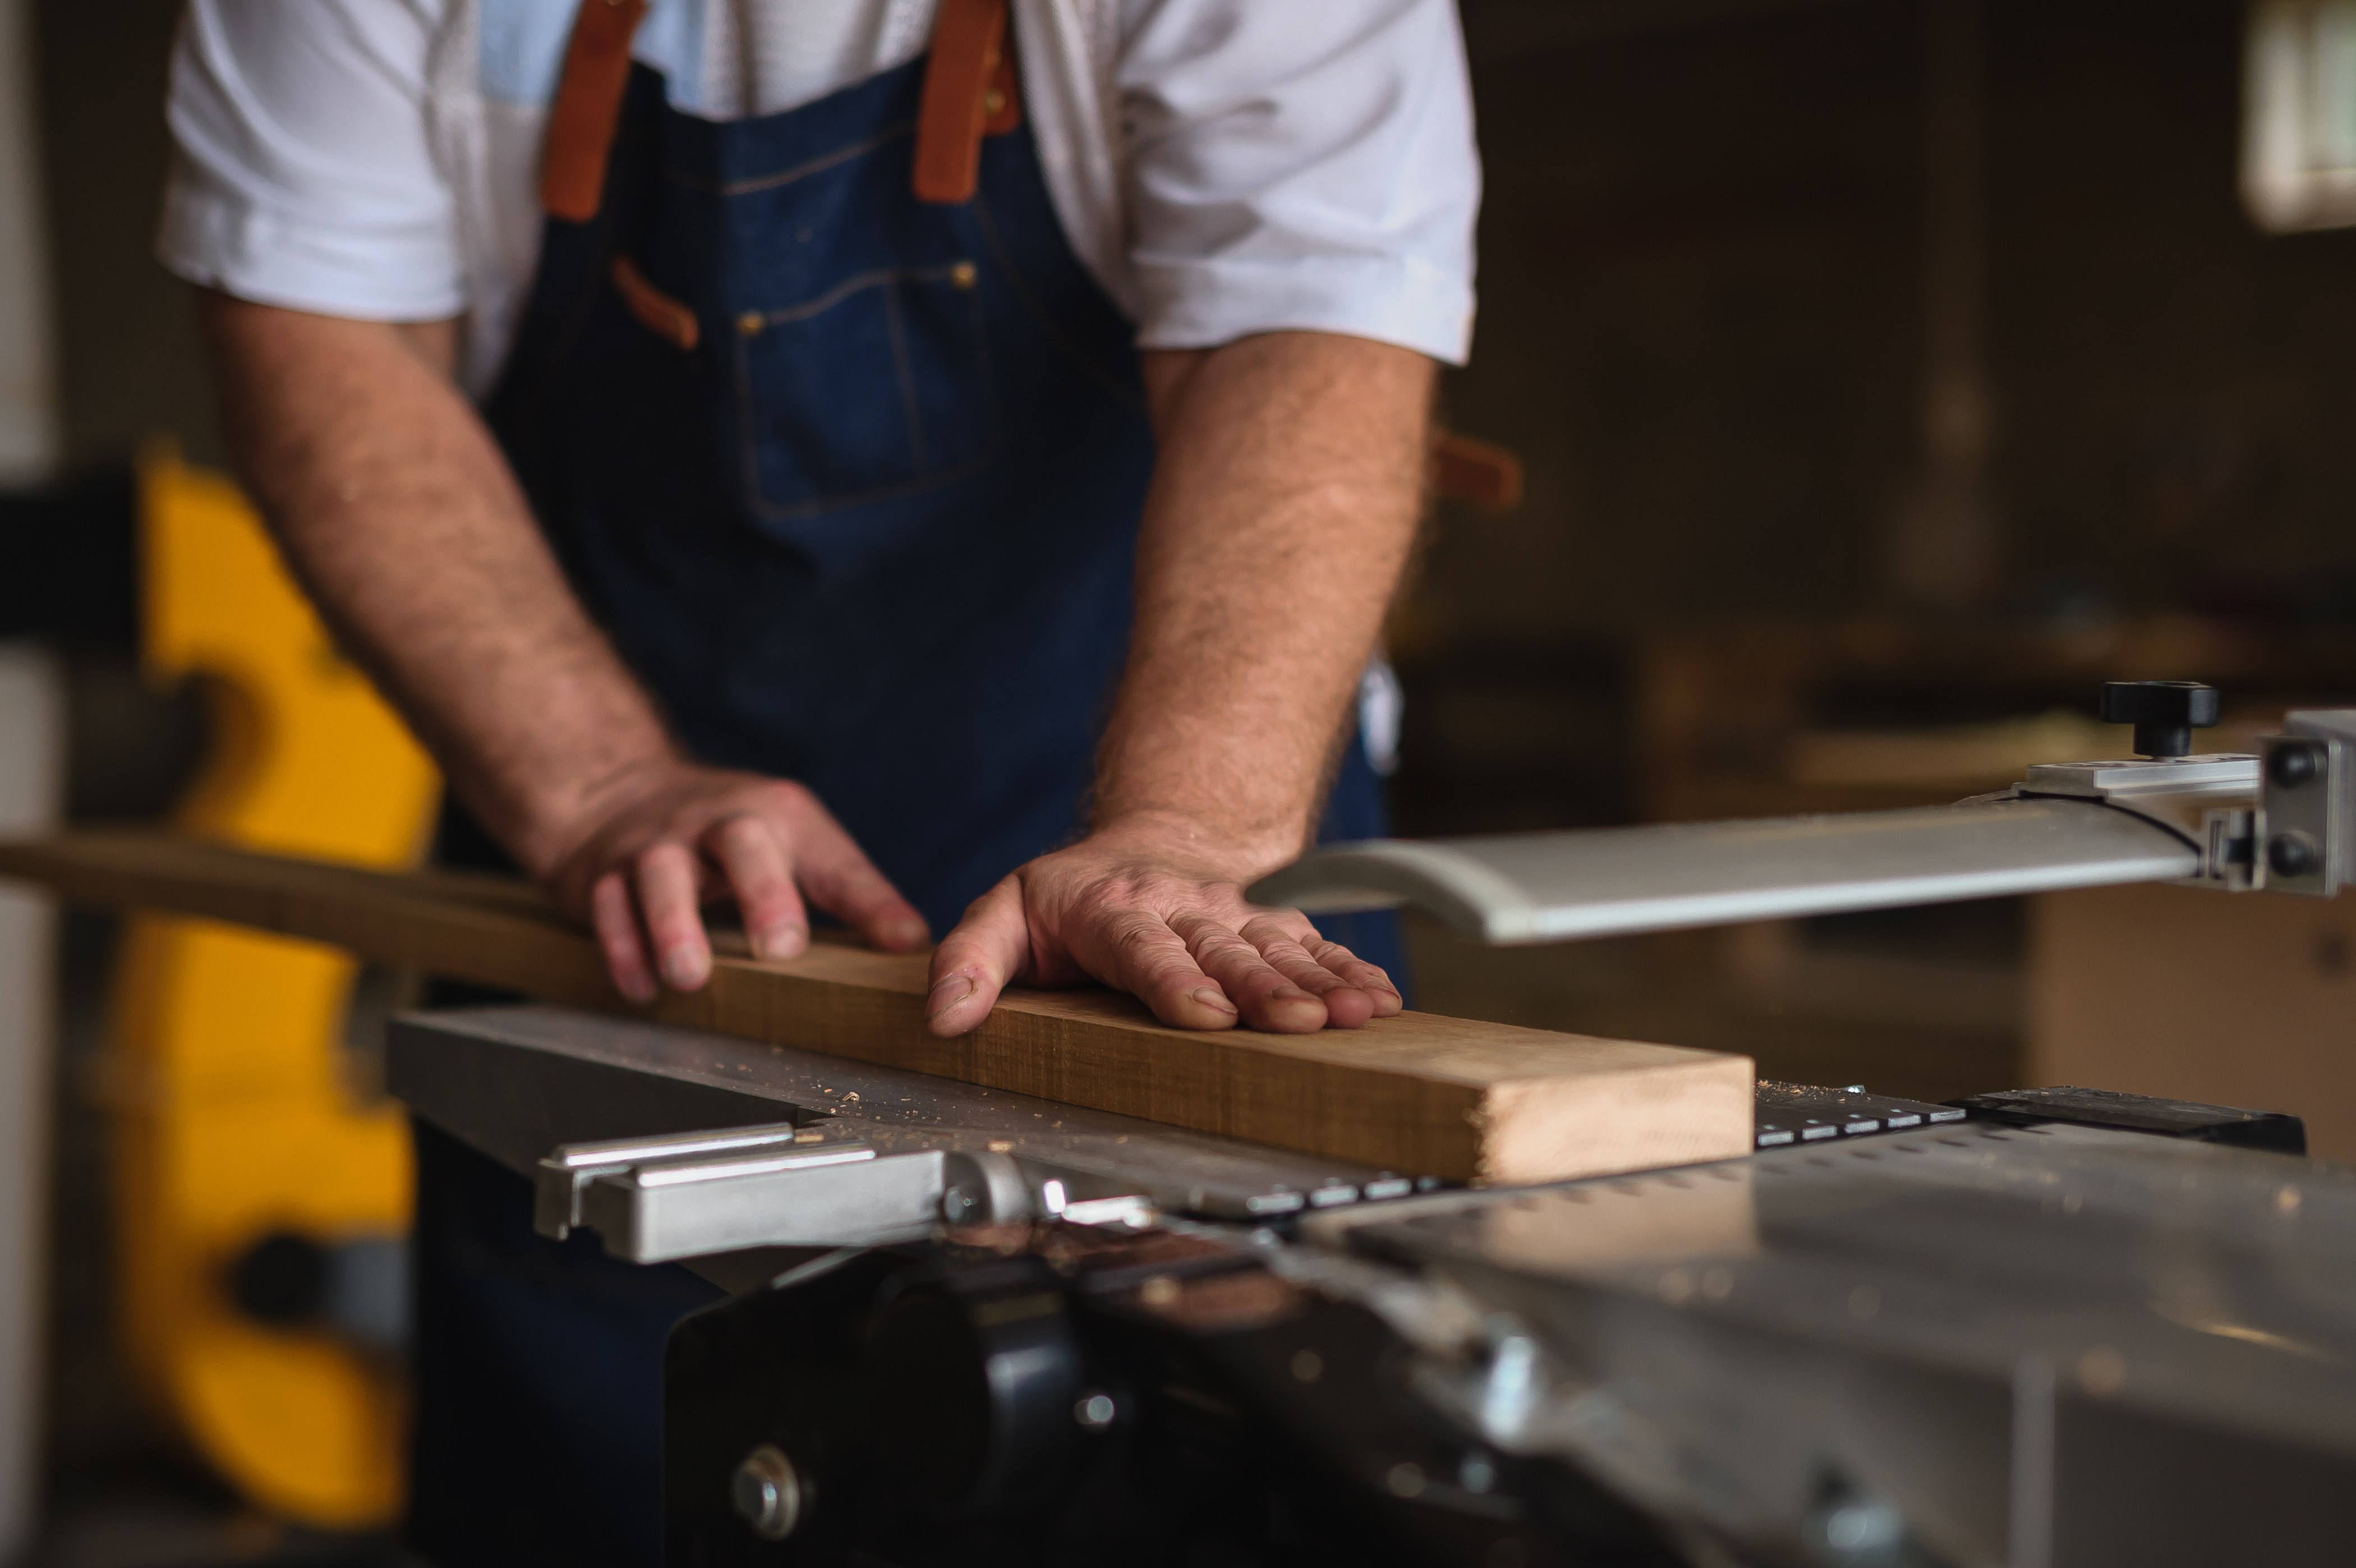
[0, 830, 1755, 1182]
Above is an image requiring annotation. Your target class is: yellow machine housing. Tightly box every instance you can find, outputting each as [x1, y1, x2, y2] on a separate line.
[108, 448, 439, 1526]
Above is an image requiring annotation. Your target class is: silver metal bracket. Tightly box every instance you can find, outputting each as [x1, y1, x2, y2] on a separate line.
[2016, 753, 2261, 800]
[2009, 752, 2257, 891]
[2198, 806, 2261, 891]
[532, 1123, 1032, 1264]
[2260, 711, 2356, 898]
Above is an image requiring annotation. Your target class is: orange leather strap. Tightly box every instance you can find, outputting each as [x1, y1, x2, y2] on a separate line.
[913, 0, 1009, 204]
[540, 0, 647, 221]
[1431, 432, 1525, 512]
[610, 255, 699, 350]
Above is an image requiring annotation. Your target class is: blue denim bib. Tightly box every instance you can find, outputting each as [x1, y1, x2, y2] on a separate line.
[486, 59, 1151, 934]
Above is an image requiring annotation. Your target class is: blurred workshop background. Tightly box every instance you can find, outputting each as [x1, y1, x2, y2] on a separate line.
[1, 0, 2354, 1563]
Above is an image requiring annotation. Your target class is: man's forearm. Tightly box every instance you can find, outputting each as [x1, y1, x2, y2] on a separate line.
[200, 294, 675, 873]
[1104, 332, 1434, 870]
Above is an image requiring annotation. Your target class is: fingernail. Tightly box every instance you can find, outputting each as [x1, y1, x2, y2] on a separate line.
[884, 916, 930, 949]
[753, 924, 808, 962]
[1271, 985, 1316, 1003]
[660, 948, 706, 990]
[927, 974, 975, 1020]
[1189, 986, 1239, 1017]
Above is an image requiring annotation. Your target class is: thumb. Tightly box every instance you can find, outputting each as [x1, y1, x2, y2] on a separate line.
[925, 875, 1029, 1037]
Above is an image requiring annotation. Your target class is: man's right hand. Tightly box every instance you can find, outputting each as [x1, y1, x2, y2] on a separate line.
[540, 760, 932, 1003]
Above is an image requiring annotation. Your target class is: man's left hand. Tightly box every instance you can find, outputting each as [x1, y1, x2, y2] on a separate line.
[923, 812, 1403, 1037]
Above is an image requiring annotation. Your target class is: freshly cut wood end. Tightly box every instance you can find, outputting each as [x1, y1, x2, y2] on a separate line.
[1473, 1049, 1756, 1185]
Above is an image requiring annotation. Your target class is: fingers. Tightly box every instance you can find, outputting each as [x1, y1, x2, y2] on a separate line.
[926, 876, 1030, 1037]
[790, 808, 930, 952]
[706, 813, 809, 960]
[592, 871, 659, 1004]
[1086, 909, 1241, 1032]
[634, 841, 711, 991]
[1170, 913, 1331, 1033]
[1303, 930, 1404, 1017]
[1235, 916, 1395, 1029]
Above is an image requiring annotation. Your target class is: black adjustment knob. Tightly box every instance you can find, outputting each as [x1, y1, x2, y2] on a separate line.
[2270, 742, 2322, 790]
[2099, 680, 2220, 759]
[2269, 832, 2322, 879]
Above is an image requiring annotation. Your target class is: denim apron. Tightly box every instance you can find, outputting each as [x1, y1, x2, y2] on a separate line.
[409, 50, 1402, 1567]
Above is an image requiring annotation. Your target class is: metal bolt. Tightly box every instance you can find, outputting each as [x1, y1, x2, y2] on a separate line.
[2270, 743, 2321, 789]
[2269, 831, 2322, 879]
[1073, 1391, 1117, 1430]
[940, 1184, 982, 1224]
[730, 1444, 801, 1541]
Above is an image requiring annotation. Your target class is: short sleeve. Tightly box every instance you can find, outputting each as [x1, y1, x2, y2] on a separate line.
[159, 0, 468, 321]
[1115, 0, 1479, 365]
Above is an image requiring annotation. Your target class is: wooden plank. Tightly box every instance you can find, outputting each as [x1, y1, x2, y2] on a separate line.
[0, 830, 1755, 1183]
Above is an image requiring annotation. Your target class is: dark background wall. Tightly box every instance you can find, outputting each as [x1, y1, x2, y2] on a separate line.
[34, 0, 216, 471]
[1432, 0, 2356, 645]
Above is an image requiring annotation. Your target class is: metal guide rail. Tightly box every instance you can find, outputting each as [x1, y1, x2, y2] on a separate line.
[388, 1004, 2351, 1565]
[1247, 689, 2356, 943]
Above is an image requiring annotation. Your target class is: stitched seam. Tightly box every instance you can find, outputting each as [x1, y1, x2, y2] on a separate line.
[745, 457, 996, 524]
[883, 283, 926, 468]
[661, 121, 915, 197]
[747, 264, 968, 328]
[730, 264, 1000, 524]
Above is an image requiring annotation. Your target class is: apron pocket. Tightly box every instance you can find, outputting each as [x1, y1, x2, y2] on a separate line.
[732, 261, 996, 521]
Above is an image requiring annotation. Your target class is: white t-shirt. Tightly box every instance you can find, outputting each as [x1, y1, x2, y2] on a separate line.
[159, 0, 1482, 395]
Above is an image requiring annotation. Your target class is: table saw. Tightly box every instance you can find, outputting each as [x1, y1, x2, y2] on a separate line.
[380, 682, 2356, 1566]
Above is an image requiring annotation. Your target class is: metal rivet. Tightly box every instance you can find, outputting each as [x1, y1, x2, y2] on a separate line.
[983, 89, 1006, 116]
[737, 311, 765, 337]
[1138, 1275, 1179, 1307]
[950, 261, 978, 289]
[1073, 1391, 1116, 1430]
[1385, 1461, 1425, 1498]
[730, 1445, 801, 1541]
[1289, 1348, 1323, 1383]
